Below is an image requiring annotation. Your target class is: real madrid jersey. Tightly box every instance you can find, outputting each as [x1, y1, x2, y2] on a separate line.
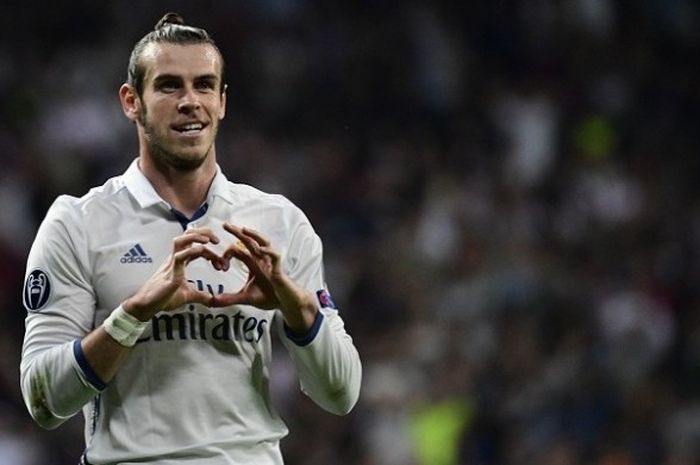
[20, 159, 362, 465]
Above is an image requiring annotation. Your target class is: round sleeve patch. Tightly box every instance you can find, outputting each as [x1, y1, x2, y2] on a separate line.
[316, 289, 338, 310]
[23, 269, 52, 312]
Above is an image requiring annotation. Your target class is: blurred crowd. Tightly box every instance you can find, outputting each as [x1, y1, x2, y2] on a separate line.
[1, 1, 700, 464]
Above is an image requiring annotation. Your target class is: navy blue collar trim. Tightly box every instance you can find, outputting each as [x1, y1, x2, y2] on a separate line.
[172, 203, 209, 230]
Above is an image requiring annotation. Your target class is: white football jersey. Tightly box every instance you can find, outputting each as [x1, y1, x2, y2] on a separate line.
[20, 159, 362, 465]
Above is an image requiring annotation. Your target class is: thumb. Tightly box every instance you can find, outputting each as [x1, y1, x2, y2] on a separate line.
[186, 290, 217, 307]
[210, 291, 249, 307]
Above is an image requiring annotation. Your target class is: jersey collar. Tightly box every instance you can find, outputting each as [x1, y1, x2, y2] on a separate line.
[122, 158, 236, 209]
[207, 164, 236, 205]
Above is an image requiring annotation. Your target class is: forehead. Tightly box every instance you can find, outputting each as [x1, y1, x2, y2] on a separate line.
[140, 42, 222, 83]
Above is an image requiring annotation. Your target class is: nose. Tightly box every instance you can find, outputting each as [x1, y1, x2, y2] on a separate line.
[177, 88, 201, 113]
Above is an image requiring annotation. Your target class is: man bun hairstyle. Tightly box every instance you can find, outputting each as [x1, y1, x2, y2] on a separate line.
[127, 12, 225, 97]
[155, 12, 186, 29]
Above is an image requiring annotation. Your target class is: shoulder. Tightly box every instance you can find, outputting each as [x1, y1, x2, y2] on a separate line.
[228, 182, 310, 226]
[41, 175, 128, 233]
[48, 175, 127, 218]
[229, 182, 297, 208]
[219, 181, 319, 251]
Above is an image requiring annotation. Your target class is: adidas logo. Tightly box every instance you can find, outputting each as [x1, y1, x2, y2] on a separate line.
[120, 244, 153, 264]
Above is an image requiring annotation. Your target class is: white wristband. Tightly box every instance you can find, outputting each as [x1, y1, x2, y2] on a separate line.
[103, 305, 149, 347]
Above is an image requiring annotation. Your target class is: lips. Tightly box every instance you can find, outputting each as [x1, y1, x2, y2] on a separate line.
[172, 121, 208, 135]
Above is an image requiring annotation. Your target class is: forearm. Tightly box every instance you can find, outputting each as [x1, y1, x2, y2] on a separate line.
[21, 339, 104, 429]
[81, 301, 153, 382]
[80, 326, 134, 383]
[21, 303, 151, 429]
[276, 279, 319, 335]
[282, 311, 362, 415]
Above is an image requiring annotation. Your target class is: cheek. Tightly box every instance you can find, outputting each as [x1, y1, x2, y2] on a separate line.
[136, 105, 147, 125]
[141, 102, 170, 127]
[207, 95, 226, 120]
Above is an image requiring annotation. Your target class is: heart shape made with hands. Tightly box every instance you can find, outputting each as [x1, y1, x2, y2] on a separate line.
[188, 223, 283, 310]
[124, 223, 294, 321]
[126, 221, 317, 334]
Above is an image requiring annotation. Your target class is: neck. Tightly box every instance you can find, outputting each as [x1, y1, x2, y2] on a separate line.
[138, 152, 217, 217]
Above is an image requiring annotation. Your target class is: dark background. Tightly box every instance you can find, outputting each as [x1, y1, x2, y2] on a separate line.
[1, 1, 699, 464]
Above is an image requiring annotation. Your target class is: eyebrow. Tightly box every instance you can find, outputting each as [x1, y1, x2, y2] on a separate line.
[152, 74, 182, 85]
[152, 74, 220, 85]
[194, 74, 219, 82]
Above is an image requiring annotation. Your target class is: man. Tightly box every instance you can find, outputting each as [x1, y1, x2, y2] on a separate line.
[20, 13, 361, 465]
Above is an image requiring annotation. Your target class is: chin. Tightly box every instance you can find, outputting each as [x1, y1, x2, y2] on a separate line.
[171, 153, 209, 171]
[152, 145, 210, 172]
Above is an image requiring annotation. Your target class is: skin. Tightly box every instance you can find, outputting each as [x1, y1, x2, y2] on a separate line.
[120, 41, 226, 215]
[81, 42, 317, 383]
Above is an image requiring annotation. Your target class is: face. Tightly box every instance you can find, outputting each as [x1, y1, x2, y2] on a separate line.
[121, 42, 227, 171]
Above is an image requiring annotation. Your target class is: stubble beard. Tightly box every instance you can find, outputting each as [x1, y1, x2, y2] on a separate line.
[139, 107, 216, 172]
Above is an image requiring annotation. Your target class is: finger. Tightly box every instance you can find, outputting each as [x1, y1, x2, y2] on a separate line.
[241, 227, 271, 247]
[197, 246, 228, 270]
[173, 245, 225, 270]
[223, 224, 264, 257]
[172, 232, 219, 252]
[210, 291, 249, 307]
[222, 222, 240, 237]
[172, 245, 206, 269]
[257, 246, 281, 266]
[222, 244, 255, 268]
[184, 289, 216, 306]
[184, 227, 220, 244]
[225, 246, 273, 281]
[173, 234, 208, 252]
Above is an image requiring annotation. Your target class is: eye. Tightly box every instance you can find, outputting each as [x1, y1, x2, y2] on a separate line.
[156, 80, 181, 93]
[195, 80, 216, 91]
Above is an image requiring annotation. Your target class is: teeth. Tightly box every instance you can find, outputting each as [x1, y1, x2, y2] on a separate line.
[178, 123, 203, 131]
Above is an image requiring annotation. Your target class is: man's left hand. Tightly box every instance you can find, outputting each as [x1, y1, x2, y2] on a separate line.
[211, 223, 318, 334]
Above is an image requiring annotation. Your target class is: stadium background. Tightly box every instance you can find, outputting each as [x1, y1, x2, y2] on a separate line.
[1, 1, 699, 464]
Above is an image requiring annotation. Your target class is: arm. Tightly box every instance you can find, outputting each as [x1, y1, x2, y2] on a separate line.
[21, 200, 225, 428]
[20, 197, 103, 429]
[278, 301, 362, 415]
[80, 227, 226, 382]
[277, 225, 362, 415]
[213, 221, 362, 415]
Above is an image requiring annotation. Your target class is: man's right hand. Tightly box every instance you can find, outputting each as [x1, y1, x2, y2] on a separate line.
[122, 227, 228, 321]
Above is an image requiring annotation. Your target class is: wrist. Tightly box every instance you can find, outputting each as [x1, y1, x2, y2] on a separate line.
[281, 292, 319, 335]
[103, 305, 150, 347]
[122, 298, 155, 322]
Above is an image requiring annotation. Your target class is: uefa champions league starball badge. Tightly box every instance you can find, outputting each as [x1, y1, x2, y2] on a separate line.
[23, 269, 52, 311]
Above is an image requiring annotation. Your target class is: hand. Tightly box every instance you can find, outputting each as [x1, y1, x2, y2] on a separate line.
[212, 224, 318, 333]
[123, 228, 228, 321]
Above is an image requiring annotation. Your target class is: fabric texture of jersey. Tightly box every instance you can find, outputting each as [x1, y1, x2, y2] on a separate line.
[20, 159, 362, 465]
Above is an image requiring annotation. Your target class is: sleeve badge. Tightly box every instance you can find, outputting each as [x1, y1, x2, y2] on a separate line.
[23, 268, 52, 312]
[316, 289, 338, 310]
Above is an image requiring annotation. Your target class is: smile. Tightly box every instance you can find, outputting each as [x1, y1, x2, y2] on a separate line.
[172, 122, 208, 135]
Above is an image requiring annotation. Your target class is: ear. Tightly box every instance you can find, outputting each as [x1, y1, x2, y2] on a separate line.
[218, 84, 227, 120]
[119, 83, 141, 123]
